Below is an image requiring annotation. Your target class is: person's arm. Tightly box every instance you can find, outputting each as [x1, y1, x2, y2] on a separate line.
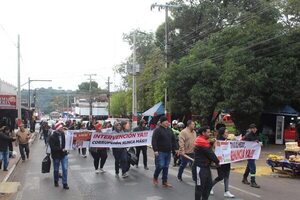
[204, 147, 220, 165]
[151, 129, 159, 153]
[178, 131, 185, 154]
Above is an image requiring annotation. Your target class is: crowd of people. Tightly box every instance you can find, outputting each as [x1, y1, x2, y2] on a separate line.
[0, 116, 261, 200]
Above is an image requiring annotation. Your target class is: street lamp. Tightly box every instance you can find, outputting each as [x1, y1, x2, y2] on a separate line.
[26, 78, 52, 109]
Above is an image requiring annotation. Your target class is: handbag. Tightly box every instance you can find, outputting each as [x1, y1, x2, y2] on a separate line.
[41, 155, 51, 173]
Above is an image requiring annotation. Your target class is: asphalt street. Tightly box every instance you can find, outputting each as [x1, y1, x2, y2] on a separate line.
[7, 139, 300, 200]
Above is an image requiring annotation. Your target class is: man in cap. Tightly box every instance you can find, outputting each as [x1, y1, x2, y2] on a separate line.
[48, 122, 69, 189]
[242, 123, 261, 188]
[152, 116, 178, 188]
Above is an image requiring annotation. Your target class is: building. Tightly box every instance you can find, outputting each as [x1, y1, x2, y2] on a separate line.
[72, 94, 108, 119]
[0, 79, 31, 129]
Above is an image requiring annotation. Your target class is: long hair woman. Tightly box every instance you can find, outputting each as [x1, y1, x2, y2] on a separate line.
[211, 127, 235, 198]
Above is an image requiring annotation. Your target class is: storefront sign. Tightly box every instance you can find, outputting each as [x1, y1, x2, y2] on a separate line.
[0, 95, 16, 109]
[215, 140, 261, 164]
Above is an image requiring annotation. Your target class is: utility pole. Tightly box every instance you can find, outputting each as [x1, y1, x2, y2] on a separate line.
[17, 34, 21, 126]
[151, 2, 180, 122]
[84, 74, 96, 121]
[28, 77, 30, 109]
[106, 77, 112, 118]
[132, 31, 138, 128]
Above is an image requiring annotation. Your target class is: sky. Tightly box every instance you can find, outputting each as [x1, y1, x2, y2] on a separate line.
[0, 0, 167, 91]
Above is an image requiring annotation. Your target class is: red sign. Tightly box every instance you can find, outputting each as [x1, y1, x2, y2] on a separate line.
[0, 95, 17, 109]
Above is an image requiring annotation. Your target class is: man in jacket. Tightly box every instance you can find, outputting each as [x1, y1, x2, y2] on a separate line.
[16, 125, 31, 161]
[0, 126, 16, 171]
[134, 119, 149, 170]
[48, 123, 69, 189]
[192, 126, 219, 200]
[177, 120, 197, 181]
[242, 123, 260, 188]
[152, 116, 178, 188]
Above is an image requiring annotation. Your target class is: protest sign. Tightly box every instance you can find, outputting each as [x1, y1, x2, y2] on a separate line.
[64, 129, 153, 149]
[90, 130, 153, 148]
[215, 140, 261, 165]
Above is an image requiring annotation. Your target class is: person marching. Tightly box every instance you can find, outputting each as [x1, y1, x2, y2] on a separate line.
[16, 124, 31, 161]
[210, 127, 235, 198]
[112, 121, 129, 178]
[152, 116, 178, 188]
[133, 119, 149, 170]
[89, 124, 108, 174]
[192, 126, 219, 200]
[48, 122, 69, 189]
[0, 126, 16, 171]
[177, 120, 197, 181]
[171, 120, 180, 167]
[242, 123, 261, 188]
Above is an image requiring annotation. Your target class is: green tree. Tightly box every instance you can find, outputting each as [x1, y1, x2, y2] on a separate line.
[78, 81, 100, 92]
[110, 91, 131, 117]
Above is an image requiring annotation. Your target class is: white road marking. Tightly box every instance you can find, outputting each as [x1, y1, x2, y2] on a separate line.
[221, 183, 262, 199]
[146, 196, 163, 200]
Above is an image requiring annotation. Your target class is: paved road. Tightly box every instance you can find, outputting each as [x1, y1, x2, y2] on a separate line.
[8, 139, 300, 200]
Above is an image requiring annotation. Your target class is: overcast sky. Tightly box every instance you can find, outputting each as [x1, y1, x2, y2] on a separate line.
[0, 0, 167, 91]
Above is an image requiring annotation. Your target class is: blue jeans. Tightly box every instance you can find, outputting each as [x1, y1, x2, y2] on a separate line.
[177, 154, 194, 179]
[0, 150, 9, 170]
[53, 156, 68, 184]
[243, 159, 256, 182]
[154, 152, 171, 183]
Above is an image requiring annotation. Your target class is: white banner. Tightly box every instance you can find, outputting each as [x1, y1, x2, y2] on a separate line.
[215, 140, 261, 165]
[64, 129, 153, 150]
[90, 130, 153, 148]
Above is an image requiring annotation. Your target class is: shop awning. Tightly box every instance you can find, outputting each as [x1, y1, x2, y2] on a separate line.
[142, 102, 165, 117]
[263, 105, 299, 116]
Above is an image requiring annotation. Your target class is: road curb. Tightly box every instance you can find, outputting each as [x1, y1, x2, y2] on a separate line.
[2, 132, 38, 183]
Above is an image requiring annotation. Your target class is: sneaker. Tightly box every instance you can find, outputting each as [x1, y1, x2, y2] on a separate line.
[242, 178, 250, 185]
[135, 165, 139, 168]
[122, 173, 129, 178]
[210, 188, 214, 195]
[99, 168, 106, 173]
[144, 166, 149, 170]
[82, 155, 87, 158]
[177, 177, 183, 182]
[153, 178, 159, 186]
[224, 191, 235, 198]
[63, 184, 69, 190]
[162, 182, 173, 188]
[95, 169, 100, 174]
[54, 181, 59, 187]
[115, 173, 119, 178]
[3, 168, 8, 171]
[250, 182, 261, 188]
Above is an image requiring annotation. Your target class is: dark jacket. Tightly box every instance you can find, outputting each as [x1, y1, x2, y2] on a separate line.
[133, 125, 149, 132]
[0, 132, 15, 151]
[152, 126, 177, 152]
[49, 130, 67, 159]
[243, 131, 259, 142]
[193, 135, 219, 167]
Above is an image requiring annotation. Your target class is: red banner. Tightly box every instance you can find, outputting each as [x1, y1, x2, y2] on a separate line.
[0, 95, 17, 109]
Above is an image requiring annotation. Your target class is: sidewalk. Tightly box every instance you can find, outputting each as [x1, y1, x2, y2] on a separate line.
[0, 132, 38, 183]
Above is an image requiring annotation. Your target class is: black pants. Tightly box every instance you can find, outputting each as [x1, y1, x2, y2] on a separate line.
[212, 164, 231, 192]
[90, 149, 108, 170]
[193, 165, 212, 200]
[112, 148, 128, 175]
[136, 146, 147, 167]
[19, 143, 30, 160]
[78, 147, 87, 155]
